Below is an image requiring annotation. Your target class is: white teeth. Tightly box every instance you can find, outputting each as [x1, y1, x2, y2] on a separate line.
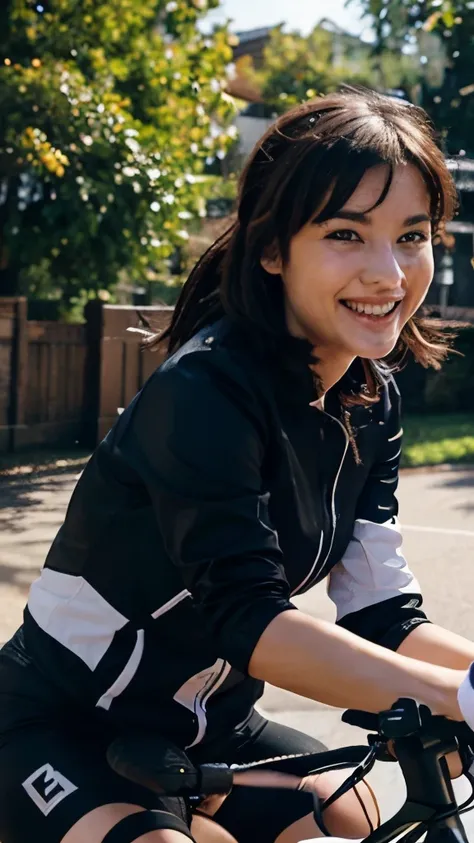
[343, 300, 397, 316]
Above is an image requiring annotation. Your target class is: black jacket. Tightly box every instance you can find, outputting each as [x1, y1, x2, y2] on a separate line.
[3, 316, 429, 749]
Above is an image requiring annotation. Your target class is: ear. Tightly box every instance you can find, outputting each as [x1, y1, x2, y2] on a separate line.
[260, 242, 283, 276]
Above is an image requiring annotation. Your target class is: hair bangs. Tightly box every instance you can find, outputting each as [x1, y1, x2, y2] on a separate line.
[284, 117, 411, 244]
[402, 144, 455, 231]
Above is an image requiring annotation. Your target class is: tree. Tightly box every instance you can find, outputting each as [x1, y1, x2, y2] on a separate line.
[0, 0, 236, 305]
[352, 0, 474, 155]
[249, 23, 422, 116]
[253, 26, 344, 112]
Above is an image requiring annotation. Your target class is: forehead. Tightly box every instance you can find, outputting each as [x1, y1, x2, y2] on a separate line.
[344, 162, 430, 214]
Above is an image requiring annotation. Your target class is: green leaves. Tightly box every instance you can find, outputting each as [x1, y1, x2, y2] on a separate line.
[0, 0, 236, 301]
[347, 0, 474, 156]
[255, 26, 343, 113]
[254, 23, 421, 115]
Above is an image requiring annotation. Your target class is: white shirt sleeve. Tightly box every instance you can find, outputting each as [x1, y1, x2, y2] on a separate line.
[327, 516, 421, 621]
[458, 667, 474, 731]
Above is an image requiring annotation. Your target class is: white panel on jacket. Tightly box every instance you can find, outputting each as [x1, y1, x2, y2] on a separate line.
[28, 568, 129, 670]
[327, 517, 421, 621]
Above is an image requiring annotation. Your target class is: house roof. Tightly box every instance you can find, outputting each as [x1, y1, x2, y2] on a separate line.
[234, 24, 283, 44]
[226, 74, 263, 103]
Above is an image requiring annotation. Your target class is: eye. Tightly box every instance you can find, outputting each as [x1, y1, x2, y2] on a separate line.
[399, 230, 430, 244]
[325, 229, 362, 242]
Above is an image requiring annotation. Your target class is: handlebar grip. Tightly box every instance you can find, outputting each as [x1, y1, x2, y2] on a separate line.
[343, 698, 474, 749]
[343, 700, 428, 739]
[341, 710, 379, 731]
[199, 764, 234, 795]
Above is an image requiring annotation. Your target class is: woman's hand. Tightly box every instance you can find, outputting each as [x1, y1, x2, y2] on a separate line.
[386, 666, 469, 779]
[410, 667, 467, 778]
[445, 751, 464, 779]
[433, 667, 468, 721]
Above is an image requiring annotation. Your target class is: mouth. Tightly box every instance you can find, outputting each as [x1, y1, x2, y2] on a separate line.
[340, 299, 403, 322]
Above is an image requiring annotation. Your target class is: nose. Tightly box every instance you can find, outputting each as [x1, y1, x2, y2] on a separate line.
[359, 245, 406, 290]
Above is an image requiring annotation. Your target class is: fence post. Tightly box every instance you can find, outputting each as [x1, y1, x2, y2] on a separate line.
[80, 299, 103, 449]
[8, 297, 28, 451]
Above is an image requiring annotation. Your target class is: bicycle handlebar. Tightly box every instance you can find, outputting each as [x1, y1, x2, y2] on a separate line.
[107, 698, 474, 843]
[107, 698, 474, 799]
[342, 700, 474, 745]
[106, 733, 370, 798]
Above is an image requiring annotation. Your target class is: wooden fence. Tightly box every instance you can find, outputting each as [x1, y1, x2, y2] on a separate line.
[0, 298, 172, 454]
[0, 298, 27, 453]
[88, 302, 172, 444]
[25, 321, 87, 446]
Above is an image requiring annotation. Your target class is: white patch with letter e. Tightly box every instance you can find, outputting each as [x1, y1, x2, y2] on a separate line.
[22, 763, 78, 815]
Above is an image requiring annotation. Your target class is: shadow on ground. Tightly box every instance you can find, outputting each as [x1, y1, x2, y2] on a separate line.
[0, 457, 88, 594]
[433, 468, 474, 515]
[0, 476, 79, 533]
[0, 456, 89, 534]
[0, 561, 42, 591]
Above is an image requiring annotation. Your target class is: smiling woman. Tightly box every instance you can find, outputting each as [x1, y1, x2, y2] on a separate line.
[260, 162, 435, 388]
[2, 88, 473, 843]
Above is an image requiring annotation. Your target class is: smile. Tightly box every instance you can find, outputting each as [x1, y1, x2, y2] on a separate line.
[340, 300, 402, 318]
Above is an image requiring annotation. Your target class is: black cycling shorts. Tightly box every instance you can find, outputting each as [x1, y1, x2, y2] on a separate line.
[0, 656, 325, 843]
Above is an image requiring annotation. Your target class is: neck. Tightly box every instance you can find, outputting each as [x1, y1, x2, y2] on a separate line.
[310, 350, 355, 398]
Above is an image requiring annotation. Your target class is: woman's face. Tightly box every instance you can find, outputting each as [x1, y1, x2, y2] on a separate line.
[262, 162, 434, 373]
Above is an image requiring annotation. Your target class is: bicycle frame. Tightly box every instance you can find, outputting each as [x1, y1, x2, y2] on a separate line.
[301, 827, 468, 843]
[302, 731, 469, 843]
[323, 730, 470, 843]
[425, 819, 470, 843]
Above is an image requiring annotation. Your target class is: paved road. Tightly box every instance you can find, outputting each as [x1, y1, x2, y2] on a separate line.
[1, 463, 474, 831]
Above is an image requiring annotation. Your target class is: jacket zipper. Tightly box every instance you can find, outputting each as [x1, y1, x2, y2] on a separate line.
[291, 414, 350, 596]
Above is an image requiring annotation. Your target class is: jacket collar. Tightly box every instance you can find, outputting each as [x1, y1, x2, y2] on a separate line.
[214, 316, 381, 416]
[272, 334, 370, 415]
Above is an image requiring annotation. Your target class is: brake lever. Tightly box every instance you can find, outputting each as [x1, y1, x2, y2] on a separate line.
[342, 709, 378, 731]
[343, 699, 433, 739]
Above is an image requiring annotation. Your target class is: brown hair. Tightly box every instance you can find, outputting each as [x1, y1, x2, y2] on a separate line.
[148, 86, 458, 398]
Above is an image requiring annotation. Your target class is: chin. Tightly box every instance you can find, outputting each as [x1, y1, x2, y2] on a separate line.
[351, 339, 399, 361]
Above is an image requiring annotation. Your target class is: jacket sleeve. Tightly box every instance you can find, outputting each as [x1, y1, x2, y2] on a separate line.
[117, 350, 296, 673]
[327, 378, 431, 651]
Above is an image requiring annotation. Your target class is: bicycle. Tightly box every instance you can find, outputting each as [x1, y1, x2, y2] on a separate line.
[107, 698, 474, 843]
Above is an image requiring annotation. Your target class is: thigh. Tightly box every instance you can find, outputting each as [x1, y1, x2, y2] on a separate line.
[0, 724, 190, 843]
[210, 716, 326, 843]
[229, 715, 328, 761]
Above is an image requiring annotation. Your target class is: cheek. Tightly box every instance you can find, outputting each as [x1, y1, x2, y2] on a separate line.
[406, 251, 434, 299]
[399, 255, 433, 327]
[284, 247, 344, 304]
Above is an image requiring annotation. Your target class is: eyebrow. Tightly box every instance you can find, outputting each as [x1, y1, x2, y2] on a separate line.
[324, 211, 432, 226]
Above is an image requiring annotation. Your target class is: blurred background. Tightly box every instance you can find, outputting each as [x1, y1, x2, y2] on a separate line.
[0, 0, 473, 459]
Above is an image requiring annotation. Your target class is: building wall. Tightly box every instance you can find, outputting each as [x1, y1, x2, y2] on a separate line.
[234, 114, 274, 158]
